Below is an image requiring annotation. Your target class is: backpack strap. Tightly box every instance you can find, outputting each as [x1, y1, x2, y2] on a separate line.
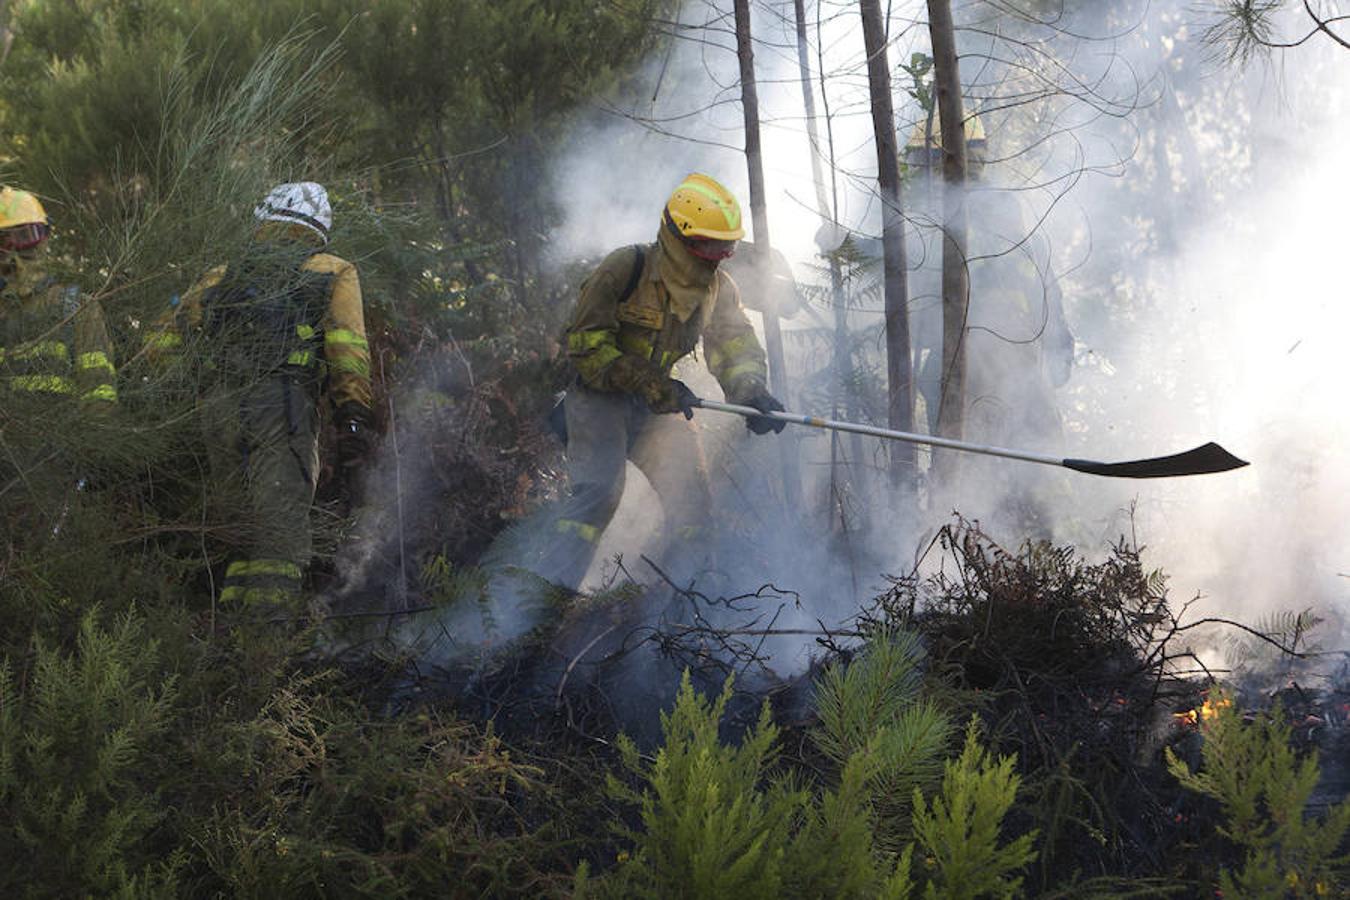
[619, 244, 645, 304]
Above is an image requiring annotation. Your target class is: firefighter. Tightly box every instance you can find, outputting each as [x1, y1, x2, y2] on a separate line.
[904, 113, 1074, 531]
[904, 112, 1072, 435]
[1, 186, 118, 548]
[0, 186, 118, 411]
[547, 172, 785, 589]
[146, 182, 373, 613]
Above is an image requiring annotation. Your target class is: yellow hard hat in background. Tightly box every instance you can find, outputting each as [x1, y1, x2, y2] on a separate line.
[664, 173, 745, 241]
[905, 112, 987, 153]
[0, 187, 49, 230]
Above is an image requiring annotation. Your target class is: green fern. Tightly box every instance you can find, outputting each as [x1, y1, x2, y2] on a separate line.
[1166, 689, 1350, 897]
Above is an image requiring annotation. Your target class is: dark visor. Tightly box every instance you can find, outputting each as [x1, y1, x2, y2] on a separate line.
[1, 223, 51, 253]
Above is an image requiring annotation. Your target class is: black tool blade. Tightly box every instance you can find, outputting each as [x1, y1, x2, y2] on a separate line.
[1063, 443, 1250, 479]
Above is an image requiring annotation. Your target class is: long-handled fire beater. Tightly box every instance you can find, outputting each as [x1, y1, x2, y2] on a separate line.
[695, 399, 1248, 478]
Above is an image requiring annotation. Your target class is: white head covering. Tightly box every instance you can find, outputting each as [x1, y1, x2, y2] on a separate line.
[254, 181, 332, 243]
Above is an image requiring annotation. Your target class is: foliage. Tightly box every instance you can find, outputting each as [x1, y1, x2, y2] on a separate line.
[597, 645, 1033, 899]
[1200, 0, 1350, 65]
[910, 719, 1038, 900]
[874, 520, 1197, 889]
[812, 627, 953, 849]
[0, 608, 183, 898]
[604, 671, 804, 898]
[1167, 690, 1350, 897]
[183, 669, 569, 897]
[788, 629, 954, 896]
[0, 606, 587, 898]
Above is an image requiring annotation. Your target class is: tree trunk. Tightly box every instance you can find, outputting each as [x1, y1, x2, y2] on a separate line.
[857, 0, 914, 491]
[794, 0, 863, 547]
[927, 0, 970, 447]
[733, 0, 801, 508]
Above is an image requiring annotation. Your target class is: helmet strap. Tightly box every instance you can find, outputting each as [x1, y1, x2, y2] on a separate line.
[662, 209, 687, 240]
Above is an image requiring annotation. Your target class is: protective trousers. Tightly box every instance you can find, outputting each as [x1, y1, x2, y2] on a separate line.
[203, 373, 320, 608]
[548, 385, 713, 589]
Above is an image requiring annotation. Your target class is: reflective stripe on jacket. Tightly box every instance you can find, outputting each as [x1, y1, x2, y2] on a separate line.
[145, 249, 372, 413]
[566, 241, 768, 402]
[0, 271, 118, 406]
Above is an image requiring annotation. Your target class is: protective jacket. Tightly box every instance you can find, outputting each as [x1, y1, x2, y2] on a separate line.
[542, 229, 768, 589]
[0, 260, 117, 407]
[147, 242, 372, 609]
[147, 248, 372, 413]
[566, 227, 768, 405]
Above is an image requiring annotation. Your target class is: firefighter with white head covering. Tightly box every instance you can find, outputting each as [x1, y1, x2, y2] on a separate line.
[147, 182, 374, 613]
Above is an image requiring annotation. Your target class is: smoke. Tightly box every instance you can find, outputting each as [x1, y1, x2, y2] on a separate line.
[335, 1, 1348, 696]
[563, 2, 1347, 660]
[1029, 5, 1350, 661]
[1081, 66, 1350, 650]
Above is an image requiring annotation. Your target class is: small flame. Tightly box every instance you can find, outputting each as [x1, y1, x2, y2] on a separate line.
[1173, 693, 1233, 727]
[1199, 695, 1233, 721]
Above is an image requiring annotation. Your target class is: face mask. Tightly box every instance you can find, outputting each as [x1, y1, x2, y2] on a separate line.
[682, 237, 737, 262]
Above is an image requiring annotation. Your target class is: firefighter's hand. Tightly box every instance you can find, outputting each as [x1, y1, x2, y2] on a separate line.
[335, 403, 375, 469]
[646, 378, 699, 420]
[742, 391, 786, 435]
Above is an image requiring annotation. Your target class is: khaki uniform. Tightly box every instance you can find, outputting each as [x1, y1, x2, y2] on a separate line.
[148, 243, 371, 607]
[549, 228, 768, 587]
[1, 260, 118, 408]
[0, 260, 118, 546]
[567, 229, 768, 399]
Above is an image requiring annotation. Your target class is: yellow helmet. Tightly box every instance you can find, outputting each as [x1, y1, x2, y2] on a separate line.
[905, 112, 986, 153]
[0, 187, 49, 230]
[664, 173, 745, 241]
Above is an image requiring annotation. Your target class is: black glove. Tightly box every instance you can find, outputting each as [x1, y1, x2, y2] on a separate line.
[742, 391, 786, 435]
[335, 403, 375, 469]
[647, 378, 699, 420]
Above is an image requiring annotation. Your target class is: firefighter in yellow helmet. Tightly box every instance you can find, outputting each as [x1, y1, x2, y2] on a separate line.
[904, 112, 988, 175]
[146, 182, 373, 614]
[0, 187, 118, 411]
[905, 113, 1074, 532]
[546, 173, 784, 589]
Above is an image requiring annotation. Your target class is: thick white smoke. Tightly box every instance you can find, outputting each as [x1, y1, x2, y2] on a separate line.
[427, 0, 1350, 677]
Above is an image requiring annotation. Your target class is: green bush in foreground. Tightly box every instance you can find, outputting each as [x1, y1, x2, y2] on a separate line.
[1167, 690, 1350, 898]
[0, 609, 183, 898]
[910, 719, 1038, 899]
[586, 631, 1037, 899]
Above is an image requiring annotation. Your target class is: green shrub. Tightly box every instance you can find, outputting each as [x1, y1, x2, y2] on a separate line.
[0, 608, 183, 898]
[813, 628, 953, 849]
[597, 633, 1037, 899]
[604, 671, 806, 898]
[910, 718, 1038, 899]
[1167, 689, 1350, 897]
